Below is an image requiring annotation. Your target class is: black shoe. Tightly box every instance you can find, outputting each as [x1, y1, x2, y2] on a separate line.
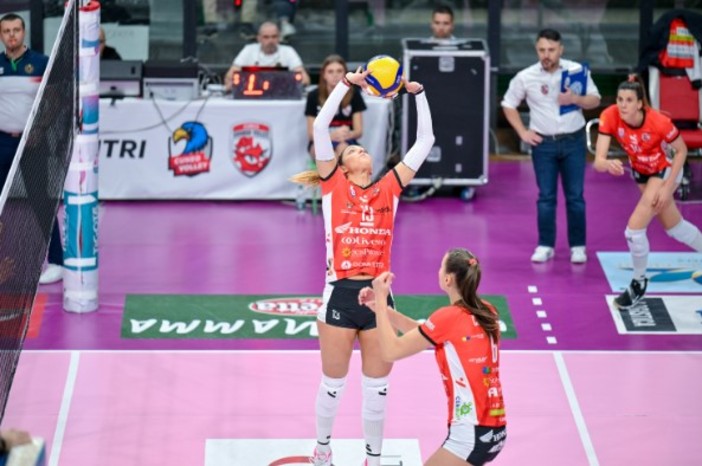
[614, 278, 648, 310]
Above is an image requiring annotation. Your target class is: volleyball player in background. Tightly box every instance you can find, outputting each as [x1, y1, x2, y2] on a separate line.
[594, 74, 702, 309]
[359, 248, 507, 465]
[291, 67, 434, 466]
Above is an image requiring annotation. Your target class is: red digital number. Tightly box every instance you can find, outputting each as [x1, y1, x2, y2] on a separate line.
[232, 72, 273, 97]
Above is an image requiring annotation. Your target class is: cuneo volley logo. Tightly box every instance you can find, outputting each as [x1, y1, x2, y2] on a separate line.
[167, 121, 213, 176]
[231, 122, 272, 177]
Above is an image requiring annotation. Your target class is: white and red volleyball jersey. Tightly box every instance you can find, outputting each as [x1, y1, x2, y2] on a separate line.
[320, 167, 403, 282]
[419, 304, 506, 428]
[598, 105, 679, 175]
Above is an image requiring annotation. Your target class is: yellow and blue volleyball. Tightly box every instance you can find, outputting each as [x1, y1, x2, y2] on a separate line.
[364, 55, 404, 97]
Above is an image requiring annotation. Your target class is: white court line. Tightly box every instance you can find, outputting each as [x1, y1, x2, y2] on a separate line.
[553, 352, 599, 466]
[48, 350, 80, 466]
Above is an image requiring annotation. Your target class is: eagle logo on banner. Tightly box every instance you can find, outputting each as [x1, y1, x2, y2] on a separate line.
[168, 121, 213, 177]
[231, 122, 272, 177]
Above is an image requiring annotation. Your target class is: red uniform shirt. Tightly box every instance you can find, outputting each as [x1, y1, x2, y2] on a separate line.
[419, 304, 506, 428]
[598, 105, 679, 175]
[321, 167, 403, 282]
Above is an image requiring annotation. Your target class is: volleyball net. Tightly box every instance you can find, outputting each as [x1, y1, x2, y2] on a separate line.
[0, 0, 78, 422]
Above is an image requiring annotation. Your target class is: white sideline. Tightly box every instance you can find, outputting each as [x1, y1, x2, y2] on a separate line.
[48, 351, 80, 466]
[554, 351, 600, 466]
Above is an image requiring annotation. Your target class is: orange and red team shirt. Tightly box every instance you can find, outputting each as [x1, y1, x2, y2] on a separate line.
[321, 167, 403, 282]
[419, 304, 506, 428]
[598, 105, 679, 175]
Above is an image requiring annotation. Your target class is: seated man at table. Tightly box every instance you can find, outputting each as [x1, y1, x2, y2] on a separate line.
[224, 21, 310, 90]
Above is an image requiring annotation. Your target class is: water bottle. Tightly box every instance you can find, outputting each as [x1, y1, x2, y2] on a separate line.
[295, 184, 306, 211]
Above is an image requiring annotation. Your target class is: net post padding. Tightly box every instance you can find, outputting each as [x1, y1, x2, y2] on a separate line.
[63, 1, 100, 313]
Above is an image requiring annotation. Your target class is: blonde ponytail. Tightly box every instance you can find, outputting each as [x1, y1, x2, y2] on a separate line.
[290, 170, 321, 187]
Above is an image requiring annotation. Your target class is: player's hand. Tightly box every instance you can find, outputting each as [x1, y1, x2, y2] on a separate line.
[652, 183, 674, 213]
[346, 68, 370, 92]
[557, 87, 578, 106]
[606, 159, 625, 176]
[403, 79, 424, 95]
[358, 286, 376, 311]
[372, 271, 394, 300]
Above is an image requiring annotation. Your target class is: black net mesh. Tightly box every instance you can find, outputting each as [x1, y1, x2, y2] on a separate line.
[0, 0, 78, 422]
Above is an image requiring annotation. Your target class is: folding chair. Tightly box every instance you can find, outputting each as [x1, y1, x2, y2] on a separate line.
[649, 66, 702, 199]
[585, 118, 626, 157]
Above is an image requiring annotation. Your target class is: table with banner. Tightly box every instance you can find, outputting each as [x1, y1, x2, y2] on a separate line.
[98, 96, 393, 199]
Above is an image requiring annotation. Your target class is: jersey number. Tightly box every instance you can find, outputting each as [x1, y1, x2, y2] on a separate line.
[489, 335, 498, 364]
[360, 205, 374, 227]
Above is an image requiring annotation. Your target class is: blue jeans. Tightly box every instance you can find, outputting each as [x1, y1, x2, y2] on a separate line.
[0, 131, 63, 266]
[530, 128, 586, 248]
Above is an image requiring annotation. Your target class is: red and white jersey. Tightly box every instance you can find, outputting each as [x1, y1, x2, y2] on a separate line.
[598, 105, 679, 175]
[419, 304, 506, 428]
[321, 167, 403, 282]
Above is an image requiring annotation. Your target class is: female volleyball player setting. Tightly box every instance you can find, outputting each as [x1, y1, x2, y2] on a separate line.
[594, 75, 702, 309]
[359, 248, 507, 465]
[291, 67, 434, 466]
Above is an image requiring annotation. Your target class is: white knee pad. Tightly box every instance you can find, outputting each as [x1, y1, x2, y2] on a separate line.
[316, 375, 346, 418]
[666, 219, 702, 251]
[625, 227, 649, 256]
[362, 375, 389, 421]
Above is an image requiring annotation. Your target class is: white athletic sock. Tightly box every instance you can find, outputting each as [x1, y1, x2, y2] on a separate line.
[625, 227, 649, 281]
[315, 375, 346, 447]
[666, 219, 702, 252]
[362, 375, 388, 465]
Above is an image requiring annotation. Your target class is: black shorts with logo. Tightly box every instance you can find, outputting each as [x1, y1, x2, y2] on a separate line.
[318, 278, 394, 331]
[632, 166, 681, 185]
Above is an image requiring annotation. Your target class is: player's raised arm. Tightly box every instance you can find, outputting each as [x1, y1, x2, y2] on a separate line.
[394, 80, 435, 186]
[313, 68, 369, 179]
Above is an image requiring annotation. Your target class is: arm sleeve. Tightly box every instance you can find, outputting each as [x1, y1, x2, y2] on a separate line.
[500, 73, 525, 109]
[402, 91, 436, 172]
[314, 81, 351, 162]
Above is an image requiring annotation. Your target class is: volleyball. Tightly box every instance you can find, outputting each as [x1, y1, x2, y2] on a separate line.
[364, 55, 404, 97]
